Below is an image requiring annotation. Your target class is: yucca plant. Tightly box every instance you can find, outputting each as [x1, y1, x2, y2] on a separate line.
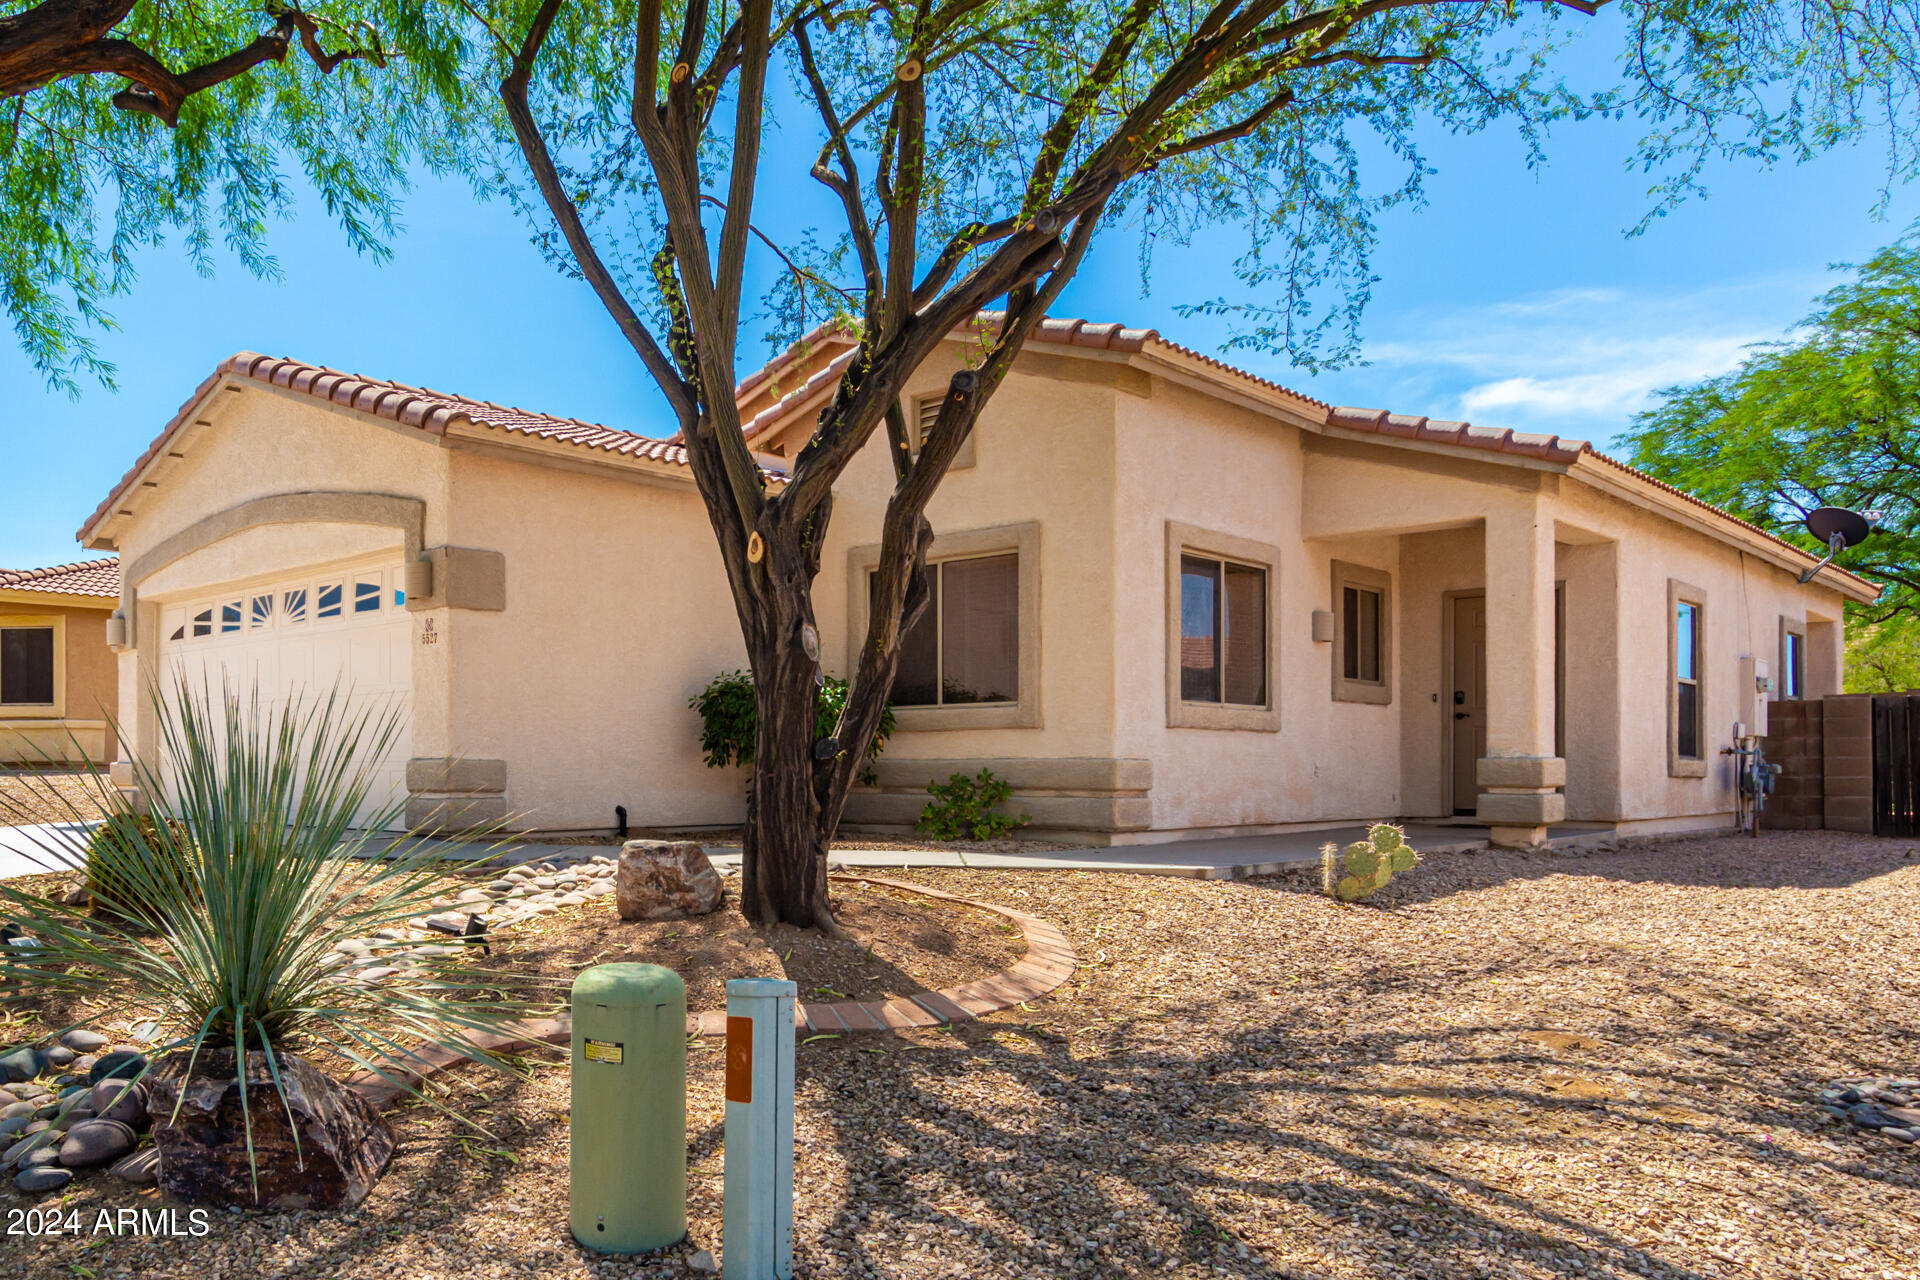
[0, 674, 546, 1204]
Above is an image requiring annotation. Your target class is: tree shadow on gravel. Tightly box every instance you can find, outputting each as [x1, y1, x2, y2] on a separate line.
[794, 981, 1919, 1280]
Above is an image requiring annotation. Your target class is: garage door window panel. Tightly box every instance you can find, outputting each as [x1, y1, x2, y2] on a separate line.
[283, 589, 307, 625]
[317, 585, 343, 619]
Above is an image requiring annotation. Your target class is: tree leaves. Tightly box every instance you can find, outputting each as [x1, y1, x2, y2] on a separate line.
[1624, 232, 1920, 629]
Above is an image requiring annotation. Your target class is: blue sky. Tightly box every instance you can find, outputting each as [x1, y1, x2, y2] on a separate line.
[3, 35, 1916, 570]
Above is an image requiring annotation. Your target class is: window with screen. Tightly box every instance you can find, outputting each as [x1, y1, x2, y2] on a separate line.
[1669, 581, 1708, 776]
[1332, 562, 1393, 705]
[881, 553, 1019, 707]
[1782, 625, 1805, 699]
[0, 625, 56, 706]
[1178, 554, 1267, 706]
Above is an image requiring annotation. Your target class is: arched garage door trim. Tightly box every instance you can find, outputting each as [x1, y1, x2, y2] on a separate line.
[119, 492, 426, 646]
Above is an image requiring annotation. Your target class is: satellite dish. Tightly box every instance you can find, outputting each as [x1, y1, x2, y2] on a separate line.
[1798, 506, 1877, 584]
[1806, 507, 1874, 550]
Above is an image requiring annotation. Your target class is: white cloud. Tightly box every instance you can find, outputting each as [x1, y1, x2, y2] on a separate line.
[1348, 279, 1815, 442]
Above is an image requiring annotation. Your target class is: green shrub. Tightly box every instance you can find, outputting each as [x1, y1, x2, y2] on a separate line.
[917, 769, 1031, 841]
[689, 670, 894, 781]
[1320, 823, 1418, 902]
[83, 811, 199, 919]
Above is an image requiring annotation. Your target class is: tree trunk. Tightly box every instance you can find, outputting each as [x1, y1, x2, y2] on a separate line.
[737, 537, 835, 929]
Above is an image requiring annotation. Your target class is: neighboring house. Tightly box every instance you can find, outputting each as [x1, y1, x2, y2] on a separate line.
[75, 320, 1877, 845]
[0, 558, 120, 765]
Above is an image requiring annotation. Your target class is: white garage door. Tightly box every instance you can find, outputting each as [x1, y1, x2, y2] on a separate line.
[157, 557, 412, 828]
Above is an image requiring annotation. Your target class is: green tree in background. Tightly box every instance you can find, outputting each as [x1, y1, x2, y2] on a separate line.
[1624, 236, 1920, 691]
[2, 1, 472, 390]
[474, 0, 1920, 927]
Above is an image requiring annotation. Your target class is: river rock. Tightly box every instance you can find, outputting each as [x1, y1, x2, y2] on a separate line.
[146, 1050, 395, 1210]
[14, 1165, 72, 1193]
[43, 1046, 75, 1068]
[61, 1029, 110, 1053]
[89, 1050, 146, 1084]
[90, 1079, 147, 1127]
[0, 1047, 44, 1083]
[59, 1118, 137, 1168]
[615, 840, 723, 920]
[111, 1148, 159, 1184]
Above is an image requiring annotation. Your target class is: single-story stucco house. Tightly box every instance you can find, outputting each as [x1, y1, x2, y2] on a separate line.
[75, 317, 1878, 846]
[0, 558, 120, 764]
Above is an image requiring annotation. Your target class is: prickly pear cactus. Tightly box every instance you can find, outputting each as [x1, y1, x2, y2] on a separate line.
[1321, 823, 1418, 902]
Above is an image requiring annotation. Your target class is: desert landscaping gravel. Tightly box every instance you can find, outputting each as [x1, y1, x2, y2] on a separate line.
[0, 771, 110, 828]
[4, 828, 1918, 1280]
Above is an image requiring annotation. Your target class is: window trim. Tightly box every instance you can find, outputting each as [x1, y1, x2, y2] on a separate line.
[0, 614, 65, 718]
[1668, 579, 1708, 778]
[1331, 560, 1393, 706]
[847, 521, 1040, 731]
[1165, 522, 1281, 732]
[1778, 615, 1807, 700]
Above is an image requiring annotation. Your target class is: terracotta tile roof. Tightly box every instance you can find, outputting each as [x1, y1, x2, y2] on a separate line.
[80, 353, 743, 543]
[1326, 405, 1878, 597]
[0, 558, 120, 598]
[726, 311, 1331, 447]
[1326, 406, 1590, 465]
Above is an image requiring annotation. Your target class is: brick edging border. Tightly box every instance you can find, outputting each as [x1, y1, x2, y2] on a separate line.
[348, 873, 1075, 1107]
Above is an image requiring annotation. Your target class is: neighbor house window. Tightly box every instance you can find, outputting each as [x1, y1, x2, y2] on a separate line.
[1178, 555, 1268, 706]
[1331, 561, 1393, 705]
[1165, 523, 1281, 731]
[1781, 622, 1805, 699]
[883, 553, 1019, 706]
[1668, 580, 1708, 777]
[0, 623, 57, 708]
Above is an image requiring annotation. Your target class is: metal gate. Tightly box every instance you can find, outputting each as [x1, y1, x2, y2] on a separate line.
[1871, 694, 1920, 836]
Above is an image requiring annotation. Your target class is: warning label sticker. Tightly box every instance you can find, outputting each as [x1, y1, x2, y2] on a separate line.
[583, 1039, 624, 1065]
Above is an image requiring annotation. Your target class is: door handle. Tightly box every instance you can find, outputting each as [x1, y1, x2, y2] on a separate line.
[1454, 711, 1470, 721]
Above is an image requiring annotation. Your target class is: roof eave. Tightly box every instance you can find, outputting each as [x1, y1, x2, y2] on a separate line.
[1567, 456, 1881, 603]
[0, 588, 117, 609]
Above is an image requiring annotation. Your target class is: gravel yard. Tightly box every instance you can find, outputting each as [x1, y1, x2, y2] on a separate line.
[5, 829, 1919, 1280]
[0, 770, 110, 828]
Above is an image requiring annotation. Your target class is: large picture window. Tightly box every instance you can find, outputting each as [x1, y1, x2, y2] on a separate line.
[1668, 580, 1708, 777]
[885, 552, 1020, 707]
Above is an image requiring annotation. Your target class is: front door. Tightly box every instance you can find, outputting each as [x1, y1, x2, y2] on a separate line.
[1450, 594, 1487, 815]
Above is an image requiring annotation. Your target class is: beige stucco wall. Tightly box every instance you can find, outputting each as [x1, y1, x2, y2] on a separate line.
[815, 346, 1124, 763]
[442, 447, 749, 831]
[1107, 380, 1411, 834]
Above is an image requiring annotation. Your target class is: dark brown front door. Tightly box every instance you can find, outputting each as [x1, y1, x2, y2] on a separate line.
[1450, 595, 1487, 815]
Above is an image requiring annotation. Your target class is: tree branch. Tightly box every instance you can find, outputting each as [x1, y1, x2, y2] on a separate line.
[500, 0, 694, 423]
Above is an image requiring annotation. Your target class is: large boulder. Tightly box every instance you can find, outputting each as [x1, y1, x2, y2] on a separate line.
[146, 1050, 394, 1210]
[615, 840, 723, 921]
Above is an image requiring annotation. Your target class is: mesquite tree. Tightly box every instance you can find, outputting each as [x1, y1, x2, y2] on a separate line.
[2, 1, 469, 389]
[485, 0, 1920, 928]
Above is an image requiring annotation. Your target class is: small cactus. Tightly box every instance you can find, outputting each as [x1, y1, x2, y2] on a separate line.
[1322, 822, 1418, 902]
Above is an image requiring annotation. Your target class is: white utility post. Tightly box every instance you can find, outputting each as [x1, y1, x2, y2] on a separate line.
[722, 977, 795, 1280]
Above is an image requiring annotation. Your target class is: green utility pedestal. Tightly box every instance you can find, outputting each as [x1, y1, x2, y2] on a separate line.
[571, 963, 687, 1253]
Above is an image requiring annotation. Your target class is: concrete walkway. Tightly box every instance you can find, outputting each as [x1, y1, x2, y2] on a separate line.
[0, 821, 92, 881]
